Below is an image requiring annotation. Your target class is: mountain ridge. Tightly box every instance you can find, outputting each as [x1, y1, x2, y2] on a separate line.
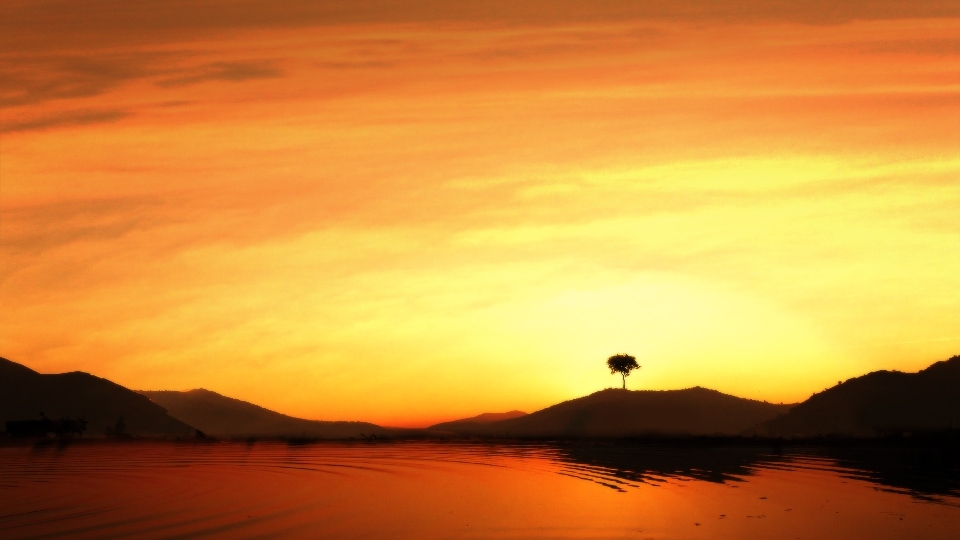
[756, 355, 960, 437]
[0, 357, 195, 438]
[139, 388, 389, 439]
[429, 410, 527, 431]
[434, 386, 794, 438]
[5, 355, 958, 440]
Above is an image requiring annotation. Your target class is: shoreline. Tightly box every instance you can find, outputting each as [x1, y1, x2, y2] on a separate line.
[4, 430, 959, 449]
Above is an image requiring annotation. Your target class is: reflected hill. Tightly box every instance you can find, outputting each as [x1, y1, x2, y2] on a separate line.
[1, 357, 194, 438]
[554, 442, 786, 487]
[140, 389, 391, 440]
[758, 355, 960, 437]
[822, 443, 960, 500]
[434, 387, 793, 438]
[429, 410, 527, 432]
[550, 441, 960, 500]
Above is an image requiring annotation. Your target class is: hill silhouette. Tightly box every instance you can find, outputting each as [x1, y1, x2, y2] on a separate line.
[139, 389, 391, 439]
[1, 357, 194, 438]
[429, 410, 527, 432]
[433, 387, 793, 438]
[7, 354, 957, 441]
[757, 355, 960, 437]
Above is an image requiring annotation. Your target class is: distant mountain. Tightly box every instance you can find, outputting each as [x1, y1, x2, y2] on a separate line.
[140, 389, 390, 439]
[0, 357, 195, 438]
[757, 355, 960, 437]
[429, 410, 527, 431]
[434, 387, 793, 438]
[10, 353, 956, 441]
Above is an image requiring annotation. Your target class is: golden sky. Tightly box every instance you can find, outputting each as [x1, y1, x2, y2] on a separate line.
[2, 1, 958, 426]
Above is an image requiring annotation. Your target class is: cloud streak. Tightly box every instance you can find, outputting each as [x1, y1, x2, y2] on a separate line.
[0, 108, 129, 133]
[155, 60, 283, 87]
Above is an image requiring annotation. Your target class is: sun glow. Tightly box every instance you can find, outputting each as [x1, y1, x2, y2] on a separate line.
[2, 3, 958, 426]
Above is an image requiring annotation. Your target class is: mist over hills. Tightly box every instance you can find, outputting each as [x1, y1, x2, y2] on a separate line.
[432, 387, 793, 438]
[756, 355, 960, 437]
[139, 389, 390, 439]
[0, 357, 194, 438]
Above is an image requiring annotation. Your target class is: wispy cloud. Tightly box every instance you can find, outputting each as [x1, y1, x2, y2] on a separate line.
[316, 60, 395, 70]
[0, 53, 156, 107]
[155, 60, 283, 87]
[1, 54, 281, 108]
[0, 108, 129, 133]
[3, 1, 958, 54]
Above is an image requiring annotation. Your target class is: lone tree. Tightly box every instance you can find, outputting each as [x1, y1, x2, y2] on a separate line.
[607, 353, 640, 389]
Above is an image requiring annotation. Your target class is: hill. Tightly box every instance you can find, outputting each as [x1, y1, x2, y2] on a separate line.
[139, 389, 390, 439]
[0, 357, 195, 438]
[435, 387, 793, 438]
[757, 355, 960, 437]
[429, 410, 527, 432]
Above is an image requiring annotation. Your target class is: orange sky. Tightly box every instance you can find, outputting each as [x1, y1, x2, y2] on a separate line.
[2, 1, 958, 426]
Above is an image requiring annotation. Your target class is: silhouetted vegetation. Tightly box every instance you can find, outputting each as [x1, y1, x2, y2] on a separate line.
[5, 412, 87, 438]
[105, 416, 131, 439]
[607, 353, 639, 389]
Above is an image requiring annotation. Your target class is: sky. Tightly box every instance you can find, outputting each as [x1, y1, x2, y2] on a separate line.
[1, 1, 958, 427]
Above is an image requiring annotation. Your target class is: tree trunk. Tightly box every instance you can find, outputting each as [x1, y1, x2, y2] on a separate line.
[621, 373, 625, 389]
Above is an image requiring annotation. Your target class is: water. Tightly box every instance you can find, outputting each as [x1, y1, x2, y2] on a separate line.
[1, 441, 958, 539]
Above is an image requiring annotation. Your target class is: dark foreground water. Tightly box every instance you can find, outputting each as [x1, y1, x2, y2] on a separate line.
[1, 441, 958, 539]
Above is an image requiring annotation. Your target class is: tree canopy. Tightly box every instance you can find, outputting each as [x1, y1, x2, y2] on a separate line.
[607, 353, 640, 389]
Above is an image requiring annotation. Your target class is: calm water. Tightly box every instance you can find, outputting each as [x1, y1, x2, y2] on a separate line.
[1, 441, 958, 539]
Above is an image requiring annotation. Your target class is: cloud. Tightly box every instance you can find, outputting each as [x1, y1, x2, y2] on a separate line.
[854, 38, 960, 55]
[2, 2, 955, 113]
[155, 60, 283, 87]
[0, 108, 129, 133]
[0, 196, 164, 257]
[316, 60, 395, 70]
[0, 53, 282, 113]
[0, 53, 157, 107]
[3, 1, 958, 55]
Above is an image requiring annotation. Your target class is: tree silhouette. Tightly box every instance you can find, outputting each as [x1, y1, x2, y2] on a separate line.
[607, 353, 640, 389]
[106, 416, 127, 438]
